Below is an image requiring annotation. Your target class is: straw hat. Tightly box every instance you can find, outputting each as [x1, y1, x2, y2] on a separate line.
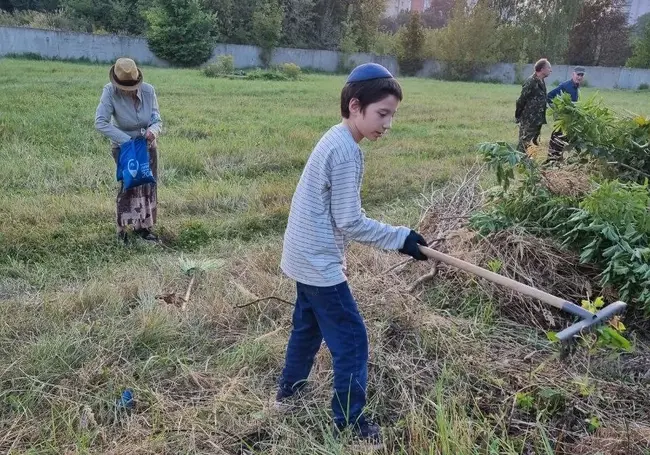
[109, 58, 143, 91]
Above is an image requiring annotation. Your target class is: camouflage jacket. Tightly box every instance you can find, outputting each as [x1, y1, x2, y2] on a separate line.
[515, 74, 548, 126]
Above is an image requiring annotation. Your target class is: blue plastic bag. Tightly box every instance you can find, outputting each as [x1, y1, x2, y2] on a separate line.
[116, 137, 156, 190]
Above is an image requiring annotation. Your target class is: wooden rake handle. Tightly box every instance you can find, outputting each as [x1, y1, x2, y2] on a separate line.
[418, 245, 571, 311]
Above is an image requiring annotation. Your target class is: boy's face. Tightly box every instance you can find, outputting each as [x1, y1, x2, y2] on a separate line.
[350, 94, 400, 141]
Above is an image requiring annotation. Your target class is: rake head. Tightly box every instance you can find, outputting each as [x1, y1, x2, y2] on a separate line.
[556, 301, 627, 341]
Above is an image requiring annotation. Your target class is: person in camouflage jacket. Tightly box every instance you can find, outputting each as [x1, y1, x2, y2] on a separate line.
[515, 59, 552, 154]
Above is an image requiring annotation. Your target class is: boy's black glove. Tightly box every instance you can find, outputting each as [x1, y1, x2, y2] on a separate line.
[399, 230, 428, 261]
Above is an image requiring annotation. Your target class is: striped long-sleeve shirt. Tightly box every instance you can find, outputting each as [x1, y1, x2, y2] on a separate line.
[281, 123, 410, 287]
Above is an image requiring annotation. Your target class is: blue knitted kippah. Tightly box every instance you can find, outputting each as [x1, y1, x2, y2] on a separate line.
[346, 63, 394, 83]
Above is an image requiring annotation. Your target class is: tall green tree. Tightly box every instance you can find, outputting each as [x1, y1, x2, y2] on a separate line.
[567, 0, 630, 66]
[397, 11, 425, 75]
[355, 0, 385, 52]
[628, 19, 650, 68]
[146, 0, 216, 66]
[312, 0, 350, 50]
[509, 0, 583, 64]
[279, 0, 317, 48]
[251, 0, 283, 66]
[435, 0, 500, 79]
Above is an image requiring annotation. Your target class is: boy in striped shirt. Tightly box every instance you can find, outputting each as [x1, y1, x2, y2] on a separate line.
[276, 63, 428, 447]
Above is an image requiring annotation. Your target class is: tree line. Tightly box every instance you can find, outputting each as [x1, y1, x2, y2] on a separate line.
[2, 0, 650, 73]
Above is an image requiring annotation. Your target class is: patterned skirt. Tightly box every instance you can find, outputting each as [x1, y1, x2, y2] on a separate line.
[111, 144, 158, 233]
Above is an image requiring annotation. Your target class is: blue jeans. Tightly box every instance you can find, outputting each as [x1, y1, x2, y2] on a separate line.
[279, 281, 369, 426]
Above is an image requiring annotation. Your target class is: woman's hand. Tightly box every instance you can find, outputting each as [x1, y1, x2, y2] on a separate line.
[145, 130, 155, 143]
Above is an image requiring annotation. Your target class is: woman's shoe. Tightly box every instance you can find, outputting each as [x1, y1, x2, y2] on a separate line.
[136, 228, 159, 242]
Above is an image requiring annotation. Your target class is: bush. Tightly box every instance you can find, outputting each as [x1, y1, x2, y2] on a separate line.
[639, 83, 649, 91]
[473, 142, 650, 316]
[145, 0, 216, 67]
[203, 64, 299, 82]
[396, 11, 425, 76]
[279, 63, 301, 79]
[243, 69, 289, 81]
[204, 55, 235, 77]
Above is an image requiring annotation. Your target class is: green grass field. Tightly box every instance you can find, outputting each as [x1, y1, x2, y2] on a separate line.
[1, 58, 649, 454]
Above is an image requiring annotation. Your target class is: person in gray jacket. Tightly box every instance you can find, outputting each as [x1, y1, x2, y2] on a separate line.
[95, 58, 162, 243]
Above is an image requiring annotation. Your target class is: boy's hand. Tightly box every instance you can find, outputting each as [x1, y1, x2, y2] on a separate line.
[399, 230, 428, 261]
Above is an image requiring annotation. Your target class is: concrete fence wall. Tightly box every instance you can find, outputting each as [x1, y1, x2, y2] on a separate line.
[2, 26, 650, 90]
[0, 26, 398, 74]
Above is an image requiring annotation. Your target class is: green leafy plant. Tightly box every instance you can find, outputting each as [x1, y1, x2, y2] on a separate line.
[477, 141, 528, 191]
[514, 388, 568, 420]
[515, 392, 534, 411]
[586, 415, 601, 433]
[487, 259, 502, 273]
[472, 141, 574, 237]
[474, 140, 650, 317]
[551, 94, 650, 182]
[562, 182, 650, 312]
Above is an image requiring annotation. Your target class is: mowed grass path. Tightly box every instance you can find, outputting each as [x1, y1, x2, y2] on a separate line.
[2, 59, 650, 454]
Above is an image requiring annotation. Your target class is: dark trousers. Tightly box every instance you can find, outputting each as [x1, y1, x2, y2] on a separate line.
[548, 129, 567, 161]
[279, 281, 369, 426]
[518, 122, 543, 155]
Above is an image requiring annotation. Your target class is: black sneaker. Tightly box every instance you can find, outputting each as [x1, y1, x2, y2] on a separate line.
[334, 418, 383, 450]
[135, 228, 159, 242]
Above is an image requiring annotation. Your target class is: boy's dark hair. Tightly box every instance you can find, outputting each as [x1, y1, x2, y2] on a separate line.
[340, 78, 403, 118]
[534, 58, 550, 72]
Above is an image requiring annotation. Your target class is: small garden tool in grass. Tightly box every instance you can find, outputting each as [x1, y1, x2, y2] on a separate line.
[179, 257, 224, 310]
[417, 245, 627, 342]
[157, 257, 224, 310]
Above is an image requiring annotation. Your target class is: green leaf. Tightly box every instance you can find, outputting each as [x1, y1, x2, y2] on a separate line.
[601, 327, 633, 352]
[580, 248, 597, 263]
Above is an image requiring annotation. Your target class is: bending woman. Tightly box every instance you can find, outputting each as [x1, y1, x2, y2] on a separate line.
[95, 57, 162, 243]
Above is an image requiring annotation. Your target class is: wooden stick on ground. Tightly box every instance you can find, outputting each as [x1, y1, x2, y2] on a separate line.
[181, 275, 196, 311]
[408, 262, 439, 293]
